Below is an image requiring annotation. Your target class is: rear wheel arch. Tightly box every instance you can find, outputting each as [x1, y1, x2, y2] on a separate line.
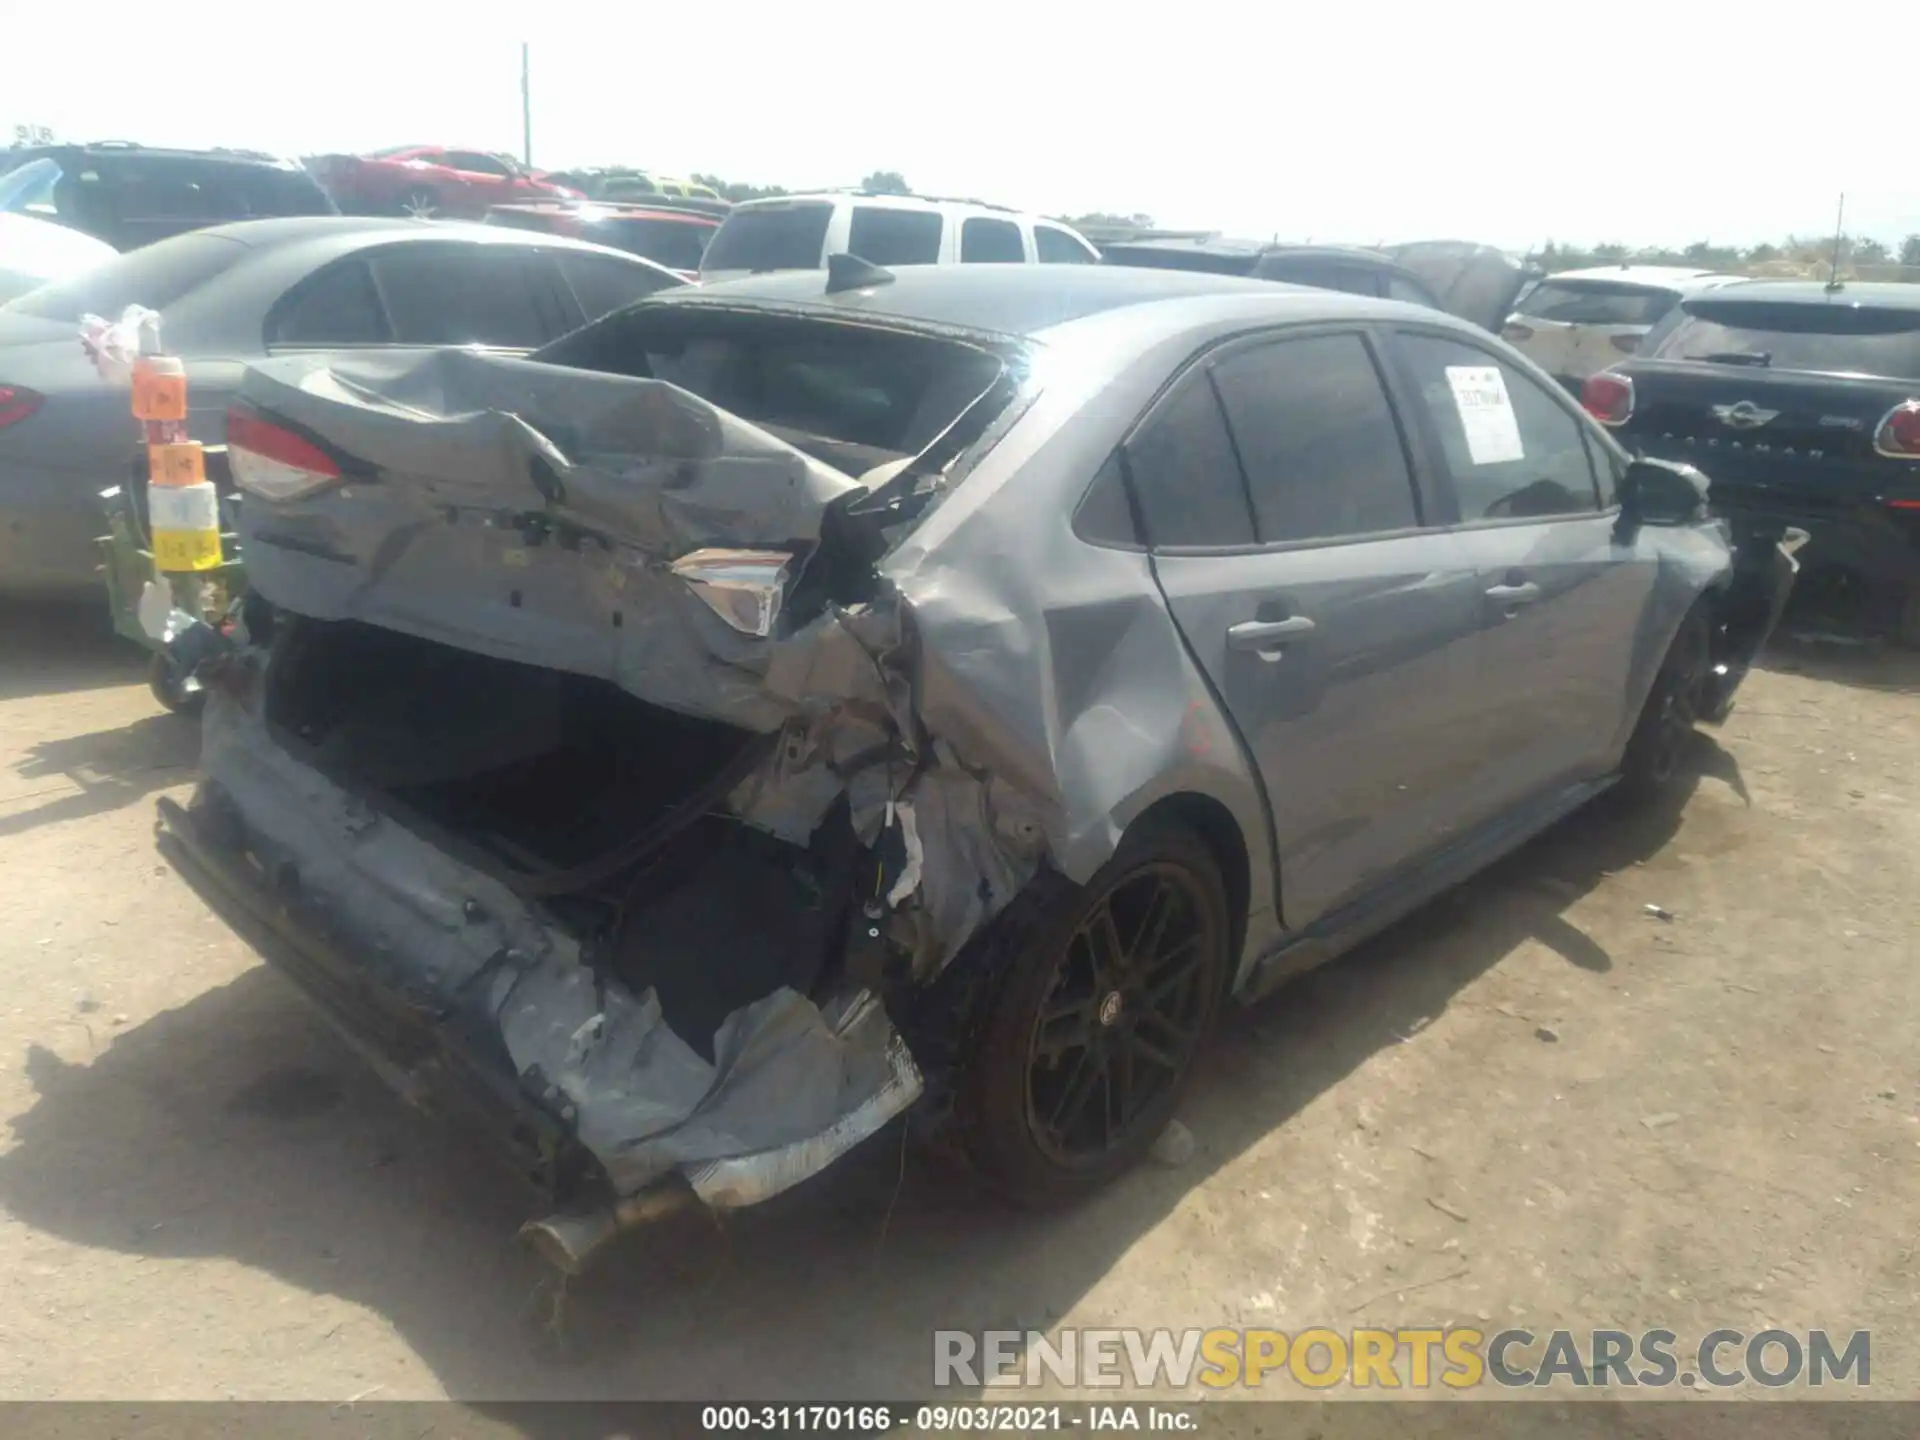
[1122, 793, 1249, 975]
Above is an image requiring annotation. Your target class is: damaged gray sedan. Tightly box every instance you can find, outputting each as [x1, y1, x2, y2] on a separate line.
[153, 260, 1797, 1270]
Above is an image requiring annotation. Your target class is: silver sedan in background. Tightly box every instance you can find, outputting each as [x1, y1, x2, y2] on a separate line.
[0, 216, 684, 598]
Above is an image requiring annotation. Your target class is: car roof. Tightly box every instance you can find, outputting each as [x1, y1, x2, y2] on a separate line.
[184, 214, 671, 258]
[12, 142, 301, 169]
[1103, 238, 1394, 264]
[1681, 280, 1920, 312]
[727, 191, 1056, 223]
[656, 262, 1388, 339]
[1546, 265, 1744, 290]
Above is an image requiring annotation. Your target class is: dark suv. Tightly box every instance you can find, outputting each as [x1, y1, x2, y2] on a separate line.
[0, 142, 336, 251]
[1584, 281, 1920, 642]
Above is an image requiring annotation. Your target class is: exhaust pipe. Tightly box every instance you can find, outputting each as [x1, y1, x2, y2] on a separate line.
[518, 1178, 697, 1275]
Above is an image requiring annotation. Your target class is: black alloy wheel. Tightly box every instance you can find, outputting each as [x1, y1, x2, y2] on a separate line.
[1622, 608, 1708, 795]
[956, 820, 1229, 1204]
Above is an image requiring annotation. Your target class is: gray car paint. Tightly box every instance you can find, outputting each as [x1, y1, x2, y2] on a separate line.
[0, 217, 683, 597]
[174, 270, 1768, 1208]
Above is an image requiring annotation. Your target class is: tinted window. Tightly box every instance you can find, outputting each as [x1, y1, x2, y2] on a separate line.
[600, 176, 662, 200]
[1123, 376, 1255, 548]
[1, 231, 243, 320]
[1398, 333, 1600, 521]
[961, 217, 1024, 264]
[579, 216, 712, 272]
[1647, 300, 1920, 379]
[1210, 334, 1418, 542]
[371, 245, 552, 347]
[1074, 450, 1140, 546]
[559, 253, 678, 323]
[847, 206, 942, 266]
[1036, 226, 1096, 264]
[266, 259, 388, 345]
[701, 202, 833, 272]
[1517, 281, 1679, 326]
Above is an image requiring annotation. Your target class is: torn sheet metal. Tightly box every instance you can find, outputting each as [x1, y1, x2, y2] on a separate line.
[197, 688, 920, 1200]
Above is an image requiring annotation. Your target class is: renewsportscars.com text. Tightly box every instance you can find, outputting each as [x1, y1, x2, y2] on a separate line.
[934, 1326, 1871, 1390]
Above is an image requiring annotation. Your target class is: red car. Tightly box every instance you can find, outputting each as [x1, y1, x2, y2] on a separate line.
[305, 146, 581, 220]
[485, 201, 718, 281]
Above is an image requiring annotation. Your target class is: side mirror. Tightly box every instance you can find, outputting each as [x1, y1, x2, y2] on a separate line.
[1619, 457, 1707, 528]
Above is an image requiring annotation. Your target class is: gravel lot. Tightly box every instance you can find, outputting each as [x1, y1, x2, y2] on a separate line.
[0, 601, 1915, 1412]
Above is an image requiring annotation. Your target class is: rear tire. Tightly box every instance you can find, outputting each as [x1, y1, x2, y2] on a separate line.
[1619, 608, 1709, 799]
[952, 820, 1230, 1207]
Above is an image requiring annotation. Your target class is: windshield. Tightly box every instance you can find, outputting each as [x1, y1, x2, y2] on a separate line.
[584, 217, 713, 271]
[701, 202, 833, 273]
[0, 231, 244, 321]
[1517, 280, 1679, 326]
[1646, 299, 1920, 379]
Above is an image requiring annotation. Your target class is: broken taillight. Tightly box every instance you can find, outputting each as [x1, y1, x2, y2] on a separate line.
[1581, 371, 1634, 427]
[0, 384, 44, 429]
[227, 405, 343, 501]
[670, 548, 791, 637]
[1872, 400, 1920, 459]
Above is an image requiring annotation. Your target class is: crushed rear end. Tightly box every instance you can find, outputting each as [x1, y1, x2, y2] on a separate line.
[156, 305, 1043, 1255]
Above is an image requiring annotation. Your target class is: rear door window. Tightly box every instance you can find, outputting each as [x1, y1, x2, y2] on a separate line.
[1209, 332, 1421, 542]
[1516, 281, 1679, 326]
[960, 217, 1025, 263]
[1395, 331, 1602, 521]
[370, 244, 557, 347]
[559, 252, 680, 323]
[266, 258, 389, 345]
[846, 206, 943, 266]
[1036, 225, 1097, 264]
[582, 217, 712, 271]
[1122, 373, 1256, 548]
[701, 202, 833, 271]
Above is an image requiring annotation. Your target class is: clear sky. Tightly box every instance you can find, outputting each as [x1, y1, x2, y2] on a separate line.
[8, 1, 1915, 253]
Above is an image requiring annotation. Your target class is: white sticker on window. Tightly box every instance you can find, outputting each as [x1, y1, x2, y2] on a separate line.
[1444, 365, 1525, 465]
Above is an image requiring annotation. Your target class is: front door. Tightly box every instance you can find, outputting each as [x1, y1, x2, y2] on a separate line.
[1125, 327, 1488, 930]
[1385, 328, 1660, 814]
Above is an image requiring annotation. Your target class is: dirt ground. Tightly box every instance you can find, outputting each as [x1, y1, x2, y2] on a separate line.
[0, 600, 1915, 1409]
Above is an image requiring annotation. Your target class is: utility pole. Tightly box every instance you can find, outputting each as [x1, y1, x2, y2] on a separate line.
[520, 43, 532, 167]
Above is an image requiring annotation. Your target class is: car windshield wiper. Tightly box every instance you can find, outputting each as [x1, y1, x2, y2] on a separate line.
[1697, 350, 1772, 367]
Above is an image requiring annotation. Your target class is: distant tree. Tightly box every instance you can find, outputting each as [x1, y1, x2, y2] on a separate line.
[1682, 240, 1743, 268]
[859, 170, 912, 196]
[1902, 234, 1920, 268]
[1591, 243, 1629, 263]
[1064, 212, 1156, 229]
[1746, 242, 1780, 263]
[1852, 237, 1891, 265]
[691, 173, 790, 204]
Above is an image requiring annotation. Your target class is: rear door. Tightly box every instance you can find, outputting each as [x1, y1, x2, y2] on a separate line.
[1127, 327, 1487, 929]
[1385, 327, 1657, 814]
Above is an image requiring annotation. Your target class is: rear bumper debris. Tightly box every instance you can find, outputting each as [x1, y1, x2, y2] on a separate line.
[158, 690, 924, 1233]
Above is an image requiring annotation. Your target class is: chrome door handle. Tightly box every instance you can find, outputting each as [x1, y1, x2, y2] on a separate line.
[1484, 582, 1542, 605]
[1227, 616, 1317, 651]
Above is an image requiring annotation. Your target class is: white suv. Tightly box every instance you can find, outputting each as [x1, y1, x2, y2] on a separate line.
[699, 191, 1098, 281]
[1502, 265, 1746, 389]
